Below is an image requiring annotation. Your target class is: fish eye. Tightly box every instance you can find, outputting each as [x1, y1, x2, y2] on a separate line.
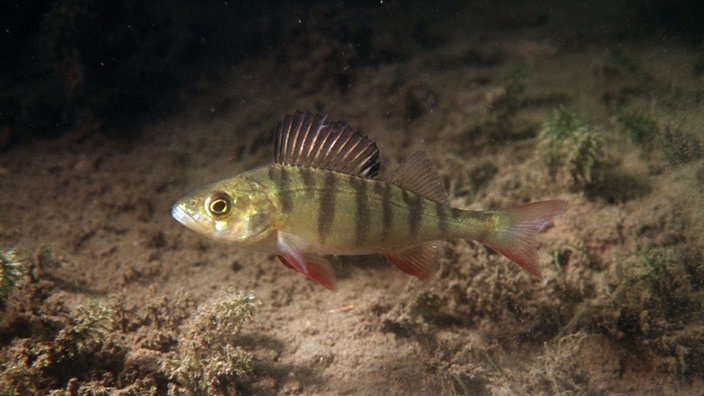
[205, 192, 232, 218]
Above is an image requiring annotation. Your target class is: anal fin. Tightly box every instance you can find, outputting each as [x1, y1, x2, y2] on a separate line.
[383, 242, 439, 279]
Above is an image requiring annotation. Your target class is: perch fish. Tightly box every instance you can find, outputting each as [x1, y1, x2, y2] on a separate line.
[171, 111, 566, 290]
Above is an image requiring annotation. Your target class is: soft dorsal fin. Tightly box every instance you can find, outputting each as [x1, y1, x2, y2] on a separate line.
[388, 151, 449, 204]
[274, 111, 380, 178]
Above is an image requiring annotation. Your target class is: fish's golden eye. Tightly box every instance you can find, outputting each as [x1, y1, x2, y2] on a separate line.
[206, 192, 232, 218]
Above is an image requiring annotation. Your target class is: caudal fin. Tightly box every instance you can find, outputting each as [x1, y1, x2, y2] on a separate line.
[482, 200, 567, 278]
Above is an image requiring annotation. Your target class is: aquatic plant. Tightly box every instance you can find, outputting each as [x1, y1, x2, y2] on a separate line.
[0, 301, 114, 394]
[536, 108, 608, 191]
[617, 109, 701, 166]
[591, 247, 704, 376]
[660, 123, 701, 166]
[173, 290, 260, 396]
[0, 248, 27, 307]
[617, 109, 659, 145]
[57, 302, 113, 357]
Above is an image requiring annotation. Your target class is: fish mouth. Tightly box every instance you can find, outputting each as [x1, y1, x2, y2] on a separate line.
[171, 204, 198, 230]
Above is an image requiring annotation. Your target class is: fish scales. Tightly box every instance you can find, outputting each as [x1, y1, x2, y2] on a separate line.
[252, 164, 474, 255]
[171, 110, 567, 290]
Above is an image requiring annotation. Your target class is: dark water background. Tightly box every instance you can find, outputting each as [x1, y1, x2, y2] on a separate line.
[2, 0, 703, 144]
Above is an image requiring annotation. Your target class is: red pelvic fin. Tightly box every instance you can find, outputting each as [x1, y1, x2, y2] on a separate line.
[383, 242, 438, 279]
[277, 254, 336, 291]
[483, 200, 567, 279]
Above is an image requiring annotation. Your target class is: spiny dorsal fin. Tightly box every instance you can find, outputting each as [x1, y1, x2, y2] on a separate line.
[274, 111, 380, 178]
[388, 151, 449, 204]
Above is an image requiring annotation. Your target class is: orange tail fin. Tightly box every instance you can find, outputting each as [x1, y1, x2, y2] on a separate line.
[482, 200, 567, 278]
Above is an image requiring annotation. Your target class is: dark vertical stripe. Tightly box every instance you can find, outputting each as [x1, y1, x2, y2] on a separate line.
[299, 167, 315, 197]
[353, 178, 370, 244]
[268, 166, 276, 182]
[374, 182, 393, 241]
[436, 201, 448, 236]
[402, 189, 423, 238]
[318, 172, 337, 243]
[269, 166, 293, 213]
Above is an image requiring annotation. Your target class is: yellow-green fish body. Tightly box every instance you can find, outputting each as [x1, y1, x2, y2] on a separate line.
[172, 111, 566, 290]
[237, 164, 493, 254]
